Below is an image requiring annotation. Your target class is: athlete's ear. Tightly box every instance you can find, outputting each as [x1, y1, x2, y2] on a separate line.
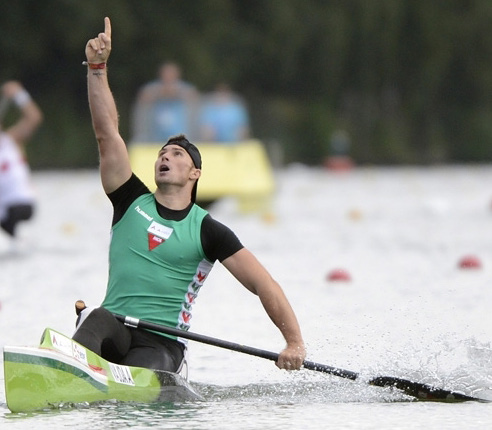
[190, 168, 201, 180]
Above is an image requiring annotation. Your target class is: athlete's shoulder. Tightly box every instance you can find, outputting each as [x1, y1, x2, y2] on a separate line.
[108, 174, 151, 225]
[200, 213, 243, 262]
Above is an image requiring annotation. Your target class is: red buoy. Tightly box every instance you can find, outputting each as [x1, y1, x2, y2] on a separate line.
[327, 268, 352, 282]
[323, 156, 354, 171]
[458, 255, 482, 269]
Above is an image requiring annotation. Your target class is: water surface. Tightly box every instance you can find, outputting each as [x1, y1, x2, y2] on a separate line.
[1, 166, 492, 429]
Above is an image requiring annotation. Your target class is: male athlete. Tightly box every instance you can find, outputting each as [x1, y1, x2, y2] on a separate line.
[73, 17, 306, 373]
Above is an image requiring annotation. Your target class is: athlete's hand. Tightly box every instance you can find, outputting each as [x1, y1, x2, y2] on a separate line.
[85, 17, 112, 64]
[276, 342, 306, 371]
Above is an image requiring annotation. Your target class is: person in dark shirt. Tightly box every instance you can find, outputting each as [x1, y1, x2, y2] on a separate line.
[73, 17, 306, 374]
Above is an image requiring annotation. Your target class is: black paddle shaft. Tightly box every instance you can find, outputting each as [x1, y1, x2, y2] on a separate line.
[113, 314, 358, 379]
[113, 314, 488, 403]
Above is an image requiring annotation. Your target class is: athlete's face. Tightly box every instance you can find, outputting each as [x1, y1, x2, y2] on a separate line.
[154, 144, 199, 187]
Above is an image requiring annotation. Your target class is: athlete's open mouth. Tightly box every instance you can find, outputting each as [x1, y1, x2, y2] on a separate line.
[159, 165, 170, 172]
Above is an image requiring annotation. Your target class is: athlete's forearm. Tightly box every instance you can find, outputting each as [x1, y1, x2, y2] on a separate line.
[87, 67, 119, 145]
[258, 280, 306, 370]
[258, 279, 305, 348]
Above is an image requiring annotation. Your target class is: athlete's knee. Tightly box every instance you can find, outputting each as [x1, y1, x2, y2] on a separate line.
[73, 306, 130, 362]
[73, 306, 115, 340]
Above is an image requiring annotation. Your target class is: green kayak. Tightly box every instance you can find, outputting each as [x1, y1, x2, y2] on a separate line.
[3, 328, 203, 413]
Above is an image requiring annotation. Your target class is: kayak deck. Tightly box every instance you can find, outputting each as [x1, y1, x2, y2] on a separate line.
[3, 328, 203, 413]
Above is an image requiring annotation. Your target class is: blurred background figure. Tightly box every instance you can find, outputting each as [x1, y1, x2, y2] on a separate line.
[330, 129, 351, 157]
[131, 61, 199, 142]
[323, 129, 354, 171]
[0, 81, 43, 244]
[198, 82, 250, 143]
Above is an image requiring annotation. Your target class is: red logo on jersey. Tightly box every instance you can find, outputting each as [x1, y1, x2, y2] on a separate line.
[181, 311, 192, 323]
[148, 233, 164, 250]
[197, 271, 206, 283]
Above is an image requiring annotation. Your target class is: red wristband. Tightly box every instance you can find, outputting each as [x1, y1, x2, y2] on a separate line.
[82, 61, 106, 69]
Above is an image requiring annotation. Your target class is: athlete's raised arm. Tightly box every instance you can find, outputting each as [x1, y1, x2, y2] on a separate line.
[85, 17, 132, 193]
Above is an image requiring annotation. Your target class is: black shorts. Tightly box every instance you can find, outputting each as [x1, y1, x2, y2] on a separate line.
[0, 203, 34, 236]
[72, 307, 185, 372]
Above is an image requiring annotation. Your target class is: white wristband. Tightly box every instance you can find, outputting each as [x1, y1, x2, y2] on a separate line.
[13, 89, 31, 108]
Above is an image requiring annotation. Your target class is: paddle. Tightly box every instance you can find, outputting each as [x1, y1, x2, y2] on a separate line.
[113, 314, 488, 403]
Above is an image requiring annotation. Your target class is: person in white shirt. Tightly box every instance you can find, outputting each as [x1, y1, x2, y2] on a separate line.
[0, 81, 43, 238]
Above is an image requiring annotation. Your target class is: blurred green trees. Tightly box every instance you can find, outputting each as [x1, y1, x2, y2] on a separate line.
[1, 0, 492, 167]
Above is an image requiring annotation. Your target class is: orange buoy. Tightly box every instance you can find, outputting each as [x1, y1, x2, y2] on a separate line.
[327, 268, 352, 282]
[347, 208, 363, 221]
[458, 255, 482, 269]
[261, 211, 277, 224]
